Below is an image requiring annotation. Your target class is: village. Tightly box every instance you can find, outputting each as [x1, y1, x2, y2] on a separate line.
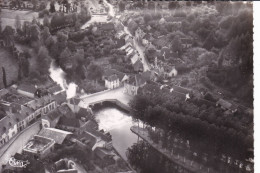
[0, 0, 254, 173]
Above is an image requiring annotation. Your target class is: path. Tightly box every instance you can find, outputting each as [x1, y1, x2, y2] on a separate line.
[0, 121, 41, 171]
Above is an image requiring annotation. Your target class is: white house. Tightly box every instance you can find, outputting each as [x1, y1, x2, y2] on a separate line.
[105, 74, 120, 89]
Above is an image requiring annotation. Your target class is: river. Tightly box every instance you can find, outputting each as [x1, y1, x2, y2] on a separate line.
[93, 104, 140, 160]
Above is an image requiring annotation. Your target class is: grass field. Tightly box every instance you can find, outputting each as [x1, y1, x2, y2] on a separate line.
[1, 9, 40, 29]
[0, 48, 19, 89]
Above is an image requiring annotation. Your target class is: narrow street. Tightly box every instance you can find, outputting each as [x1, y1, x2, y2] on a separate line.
[133, 38, 150, 71]
[0, 121, 41, 171]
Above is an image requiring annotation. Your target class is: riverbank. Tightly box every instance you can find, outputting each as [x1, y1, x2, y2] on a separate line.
[130, 126, 219, 173]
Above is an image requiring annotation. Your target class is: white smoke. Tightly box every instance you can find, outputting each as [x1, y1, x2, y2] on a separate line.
[49, 60, 77, 99]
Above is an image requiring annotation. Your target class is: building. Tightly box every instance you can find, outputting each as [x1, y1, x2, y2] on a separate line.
[216, 99, 238, 113]
[133, 59, 144, 72]
[105, 74, 120, 89]
[55, 159, 78, 173]
[41, 109, 61, 128]
[22, 135, 55, 159]
[181, 38, 193, 49]
[38, 128, 72, 145]
[103, 69, 128, 89]
[124, 75, 147, 95]
[57, 116, 81, 132]
[17, 84, 38, 98]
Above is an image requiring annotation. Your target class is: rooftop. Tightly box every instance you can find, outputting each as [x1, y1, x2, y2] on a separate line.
[23, 135, 55, 154]
[38, 128, 72, 145]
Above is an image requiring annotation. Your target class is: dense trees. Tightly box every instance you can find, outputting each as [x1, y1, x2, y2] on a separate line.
[130, 84, 253, 161]
[37, 46, 51, 75]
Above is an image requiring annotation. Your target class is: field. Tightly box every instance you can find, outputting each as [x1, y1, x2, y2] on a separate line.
[0, 48, 19, 89]
[1, 9, 40, 29]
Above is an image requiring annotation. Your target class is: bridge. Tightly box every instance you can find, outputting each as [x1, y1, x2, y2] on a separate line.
[77, 87, 133, 111]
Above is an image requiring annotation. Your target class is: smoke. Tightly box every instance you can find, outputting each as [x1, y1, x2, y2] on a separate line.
[49, 60, 77, 99]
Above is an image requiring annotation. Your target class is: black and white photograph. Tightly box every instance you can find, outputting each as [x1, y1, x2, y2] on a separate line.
[0, 0, 255, 173]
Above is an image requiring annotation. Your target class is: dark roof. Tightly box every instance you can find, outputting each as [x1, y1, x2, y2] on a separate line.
[94, 147, 115, 160]
[107, 74, 119, 82]
[103, 68, 125, 81]
[133, 60, 143, 71]
[58, 116, 80, 128]
[48, 85, 63, 94]
[77, 108, 92, 119]
[38, 128, 72, 144]
[58, 104, 74, 117]
[44, 109, 61, 121]
[53, 91, 67, 105]
[81, 120, 98, 131]
[18, 84, 37, 94]
[128, 74, 146, 87]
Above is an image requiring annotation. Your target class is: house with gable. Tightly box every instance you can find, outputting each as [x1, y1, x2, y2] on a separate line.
[124, 74, 147, 95]
[103, 69, 129, 89]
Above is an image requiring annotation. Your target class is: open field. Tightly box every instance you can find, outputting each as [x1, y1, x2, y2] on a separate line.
[1, 9, 40, 29]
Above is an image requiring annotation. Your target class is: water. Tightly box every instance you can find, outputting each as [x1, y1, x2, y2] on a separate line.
[94, 106, 139, 160]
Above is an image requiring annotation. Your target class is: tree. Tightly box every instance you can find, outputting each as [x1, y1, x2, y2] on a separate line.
[49, 0, 56, 13]
[31, 0, 38, 10]
[86, 64, 103, 81]
[43, 15, 50, 28]
[168, 1, 180, 10]
[2, 67, 7, 88]
[41, 26, 51, 43]
[171, 35, 182, 55]
[37, 46, 51, 75]
[144, 13, 152, 24]
[15, 15, 21, 31]
[118, 0, 125, 12]
[30, 24, 40, 41]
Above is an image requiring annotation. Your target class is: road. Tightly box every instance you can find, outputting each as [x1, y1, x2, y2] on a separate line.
[0, 121, 41, 171]
[133, 38, 150, 71]
[78, 87, 133, 108]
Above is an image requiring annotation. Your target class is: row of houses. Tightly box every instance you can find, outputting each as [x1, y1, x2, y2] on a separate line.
[0, 80, 66, 148]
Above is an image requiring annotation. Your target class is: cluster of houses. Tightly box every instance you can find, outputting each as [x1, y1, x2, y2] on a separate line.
[0, 78, 126, 171]
[0, 78, 67, 148]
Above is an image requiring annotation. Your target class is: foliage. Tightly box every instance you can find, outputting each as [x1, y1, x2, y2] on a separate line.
[130, 83, 253, 160]
[37, 46, 51, 75]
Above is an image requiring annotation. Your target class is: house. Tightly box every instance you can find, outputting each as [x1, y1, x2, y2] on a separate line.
[57, 116, 81, 132]
[124, 74, 147, 95]
[103, 68, 128, 87]
[135, 27, 146, 41]
[94, 147, 115, 161]
[17, 84, 38, 98]
[41, 109, 61, 128]
[131, 54, 140, 65]
[38, 128, 72, 145]
[22, 135, 55, 159]
[0, 113, 17, 147]
[181, 38, 193, 49]
[133, 59, 144, 72]
[216, 99, 238, 113]
[105, 74, 120, 89]
[55, 158, 78, 173]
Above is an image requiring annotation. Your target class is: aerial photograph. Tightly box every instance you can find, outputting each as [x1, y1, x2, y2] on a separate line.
[0, 0, 254, 173]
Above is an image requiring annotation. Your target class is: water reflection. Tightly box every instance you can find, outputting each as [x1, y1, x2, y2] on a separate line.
[94, 105, 139, 160]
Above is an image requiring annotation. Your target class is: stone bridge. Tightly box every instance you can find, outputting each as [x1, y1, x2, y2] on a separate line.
[77, 87, 133, 111]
